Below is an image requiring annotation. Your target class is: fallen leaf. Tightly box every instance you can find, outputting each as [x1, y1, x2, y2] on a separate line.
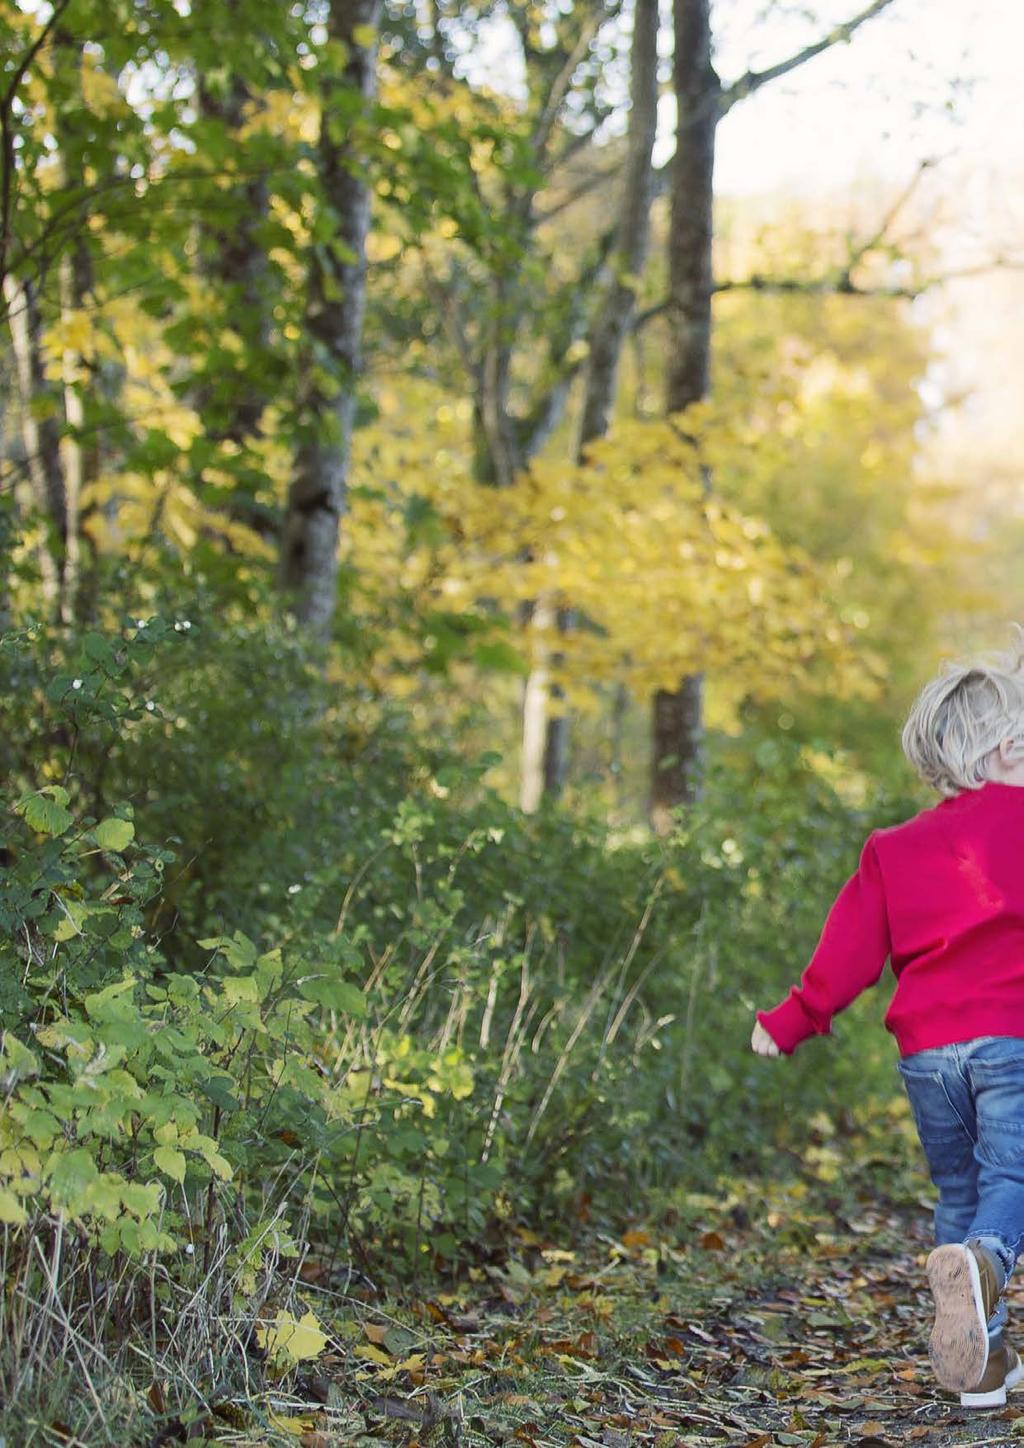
[268, 1410, 318, 1437]
[354, 1344, 392, 1365]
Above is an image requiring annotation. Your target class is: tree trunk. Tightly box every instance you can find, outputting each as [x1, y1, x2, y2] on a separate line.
[197, 46, 271, 445]
[525, 0, 660, 808]
[280, 0, 381, 634]
[650, 0, 718, 831]
[520, 598, 554, 812]
[56, 254, 82, 623]
[3, 274, 60, 613]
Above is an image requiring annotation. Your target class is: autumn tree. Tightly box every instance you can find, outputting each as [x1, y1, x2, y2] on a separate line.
[652, 0, 897, 830]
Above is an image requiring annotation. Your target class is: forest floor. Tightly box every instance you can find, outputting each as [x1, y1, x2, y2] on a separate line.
[191, 1133, 1024, 1448]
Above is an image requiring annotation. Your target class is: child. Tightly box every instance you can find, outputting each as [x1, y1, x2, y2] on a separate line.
[752, 644, 1024, 1409]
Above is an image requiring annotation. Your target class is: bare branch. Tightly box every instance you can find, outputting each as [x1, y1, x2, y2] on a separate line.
[632, 254, 1024, 328]
[530, 11, 608, 163]
[535, 161, 623, 224]
[719, 0, 897, 117]
[838, 156, 939, 284]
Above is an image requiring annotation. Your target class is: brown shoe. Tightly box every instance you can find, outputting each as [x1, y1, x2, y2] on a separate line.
[961, 1342, 1024, 1408]
[926, 1241, 1003, 1391]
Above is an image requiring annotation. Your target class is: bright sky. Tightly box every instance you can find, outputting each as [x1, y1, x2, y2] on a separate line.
[712, 0, 1023, 210]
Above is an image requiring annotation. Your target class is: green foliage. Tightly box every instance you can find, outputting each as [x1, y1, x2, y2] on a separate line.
[1, 622, 914, 1259]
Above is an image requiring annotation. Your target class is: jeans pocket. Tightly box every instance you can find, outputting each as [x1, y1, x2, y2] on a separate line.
[972, 1053, 1024, 1165]
[899, 1065, 974, 1144]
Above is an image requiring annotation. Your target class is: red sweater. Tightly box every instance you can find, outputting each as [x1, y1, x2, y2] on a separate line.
[758, 781, 1024, 1058]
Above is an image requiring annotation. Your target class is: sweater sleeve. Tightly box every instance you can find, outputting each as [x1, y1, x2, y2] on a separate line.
[757, 833, 891, 1055]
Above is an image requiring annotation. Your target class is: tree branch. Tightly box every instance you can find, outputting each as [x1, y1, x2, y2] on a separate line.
[631, 254, 1024, 328]
[530, 10, 608, 164]
[719, 0, 897, 117]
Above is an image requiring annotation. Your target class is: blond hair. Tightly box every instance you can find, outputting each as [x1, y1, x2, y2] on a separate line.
[902, 631, 1024, 796]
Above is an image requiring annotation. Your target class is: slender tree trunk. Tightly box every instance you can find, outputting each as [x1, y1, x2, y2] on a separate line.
[3, 274, 60, 612]
[197, 48, 271, 446]
[520, 598, 554, 812]
[280, 0, 381, 633]
[56, 255, 81, 623]
[525, 0, 660, 808]
[650, 0, 717, 834]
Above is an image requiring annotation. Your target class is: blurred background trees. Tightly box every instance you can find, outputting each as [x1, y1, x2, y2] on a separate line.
[5, 0, 1005, 820]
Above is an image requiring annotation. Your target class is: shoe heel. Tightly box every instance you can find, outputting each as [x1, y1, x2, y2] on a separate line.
[960, 1384, 1007, 1408]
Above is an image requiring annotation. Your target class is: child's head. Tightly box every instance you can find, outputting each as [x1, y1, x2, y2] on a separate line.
[902, 633, 1024, 795]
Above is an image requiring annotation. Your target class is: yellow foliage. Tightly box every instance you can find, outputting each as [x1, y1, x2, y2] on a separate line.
[346, 382, 877, 707]
[80, 54, 125, 117]
[239, 88, 319, 145]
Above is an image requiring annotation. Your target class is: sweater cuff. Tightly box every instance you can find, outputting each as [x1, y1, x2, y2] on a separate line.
[758, 994, 828, 1056]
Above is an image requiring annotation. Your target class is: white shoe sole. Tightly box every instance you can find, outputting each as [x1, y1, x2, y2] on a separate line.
[927, 1244, 991, 1392]
[960, 1357, 1024, 1408]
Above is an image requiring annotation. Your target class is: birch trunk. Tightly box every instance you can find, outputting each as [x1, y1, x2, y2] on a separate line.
[280, 0, 381, 634]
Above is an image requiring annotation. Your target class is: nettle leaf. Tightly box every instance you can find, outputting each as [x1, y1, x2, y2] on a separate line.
[94, 817, 135, 851]
[18, 788, 74, 837]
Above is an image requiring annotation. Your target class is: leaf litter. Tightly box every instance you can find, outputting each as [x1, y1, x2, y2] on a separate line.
[155, 1150, 1024, 1447]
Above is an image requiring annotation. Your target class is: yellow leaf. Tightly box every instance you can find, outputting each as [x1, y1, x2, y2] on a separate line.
[0, 1188, 27, 1225]
[352, 23, 377, 45]
[268, 1408, 318, 1436]
[255, 1310, 328, 1364]
[353, 1343, 391, 1365]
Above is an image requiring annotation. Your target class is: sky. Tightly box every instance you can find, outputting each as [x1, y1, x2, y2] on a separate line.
[705, 0, 1024, 509]
[711, 0, 1023, 206]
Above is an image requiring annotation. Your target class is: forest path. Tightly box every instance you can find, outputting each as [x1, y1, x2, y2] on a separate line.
[299, 1163, 1024, 1448]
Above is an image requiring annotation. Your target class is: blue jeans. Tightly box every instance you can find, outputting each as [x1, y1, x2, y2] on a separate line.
[899, 1036, 1024, 1340]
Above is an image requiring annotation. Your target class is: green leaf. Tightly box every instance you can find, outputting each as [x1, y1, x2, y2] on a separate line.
[298, 976, 367, 1016]
[473, 640, 528, 675]
[199, 1076, 241, 1113]
[46, 1147, 99, 1207]
[18, 788, 74, 836]
[94, 817, 135, 851]
[154, 1146, 186, 1183]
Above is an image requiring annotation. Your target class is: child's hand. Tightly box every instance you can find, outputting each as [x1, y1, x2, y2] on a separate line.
[750, 1020, 782, 1058]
